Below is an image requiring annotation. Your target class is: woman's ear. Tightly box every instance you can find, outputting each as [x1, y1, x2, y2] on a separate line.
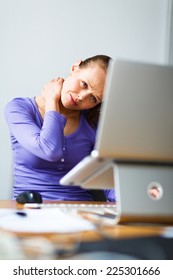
[70, 60, 82, 74]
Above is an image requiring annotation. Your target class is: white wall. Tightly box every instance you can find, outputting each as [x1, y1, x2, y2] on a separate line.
[0, 0, 172, 199]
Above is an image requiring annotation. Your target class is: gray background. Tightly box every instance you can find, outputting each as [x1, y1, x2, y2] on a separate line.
[0, 0, 172, 199]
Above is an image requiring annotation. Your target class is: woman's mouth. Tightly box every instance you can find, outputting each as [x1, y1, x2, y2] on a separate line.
[69, 94, 78, 106]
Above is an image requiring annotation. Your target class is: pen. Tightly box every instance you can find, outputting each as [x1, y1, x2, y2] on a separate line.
[15, 211, 27, 217]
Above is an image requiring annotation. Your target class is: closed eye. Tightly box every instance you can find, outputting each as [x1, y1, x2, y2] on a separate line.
[90, 95, 97, 103]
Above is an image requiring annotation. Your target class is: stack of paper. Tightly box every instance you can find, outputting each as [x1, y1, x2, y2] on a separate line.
[0, 208, 96, 233]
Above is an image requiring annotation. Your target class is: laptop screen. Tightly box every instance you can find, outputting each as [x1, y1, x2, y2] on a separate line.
[95, 59, 173, 163]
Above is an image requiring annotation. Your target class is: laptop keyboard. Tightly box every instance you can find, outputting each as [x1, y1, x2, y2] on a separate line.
[24, 202, 117, 215]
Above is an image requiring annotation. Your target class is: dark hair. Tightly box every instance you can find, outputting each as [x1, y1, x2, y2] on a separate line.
[79, 55, 111, 129]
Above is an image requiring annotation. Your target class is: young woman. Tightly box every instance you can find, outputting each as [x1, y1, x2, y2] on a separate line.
[4, 55, 115, 201]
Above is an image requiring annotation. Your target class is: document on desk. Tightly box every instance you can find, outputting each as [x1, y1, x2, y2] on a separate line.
[0, 208, 96, 233]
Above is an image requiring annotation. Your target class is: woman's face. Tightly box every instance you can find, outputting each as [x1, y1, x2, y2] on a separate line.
[61, 62, 106, 110]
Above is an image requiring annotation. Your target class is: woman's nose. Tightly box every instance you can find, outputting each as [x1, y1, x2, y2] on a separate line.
[77, 91, 88, 101]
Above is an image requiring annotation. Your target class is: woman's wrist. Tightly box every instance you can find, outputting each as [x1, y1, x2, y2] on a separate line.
[45, 98, 60, 112]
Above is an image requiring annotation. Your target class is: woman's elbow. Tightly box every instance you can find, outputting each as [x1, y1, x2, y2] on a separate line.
[41, 146, 63, 162]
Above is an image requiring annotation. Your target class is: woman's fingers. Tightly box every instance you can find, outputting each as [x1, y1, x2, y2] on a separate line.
[41, 77, 64, 101]
[50, 77, 63, 83]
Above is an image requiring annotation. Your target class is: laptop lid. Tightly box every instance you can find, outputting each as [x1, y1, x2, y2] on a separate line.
[95, 59, 173, 162]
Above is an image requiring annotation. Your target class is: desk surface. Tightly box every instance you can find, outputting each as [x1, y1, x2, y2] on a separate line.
[0, 200, 168, 239]
[0, 200, 172, 260]
[0, 200, 173, 260]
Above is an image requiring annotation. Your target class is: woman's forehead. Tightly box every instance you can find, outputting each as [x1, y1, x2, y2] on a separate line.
[80, 65, 106, 86]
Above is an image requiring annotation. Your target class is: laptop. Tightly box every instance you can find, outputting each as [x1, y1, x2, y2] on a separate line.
[60, 59, 173, 224]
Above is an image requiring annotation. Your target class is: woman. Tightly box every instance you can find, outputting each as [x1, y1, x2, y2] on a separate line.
[4, 55, 115, 201]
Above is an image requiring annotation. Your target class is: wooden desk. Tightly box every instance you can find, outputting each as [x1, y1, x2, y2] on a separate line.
[0, 200, 168, 238]
[0, 200, 171, 259]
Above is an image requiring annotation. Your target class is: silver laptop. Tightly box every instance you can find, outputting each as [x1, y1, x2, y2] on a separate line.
[60, 59, 173, 224]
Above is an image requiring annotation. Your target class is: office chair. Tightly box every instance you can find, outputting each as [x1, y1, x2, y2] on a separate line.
[89, 190, 107, 201]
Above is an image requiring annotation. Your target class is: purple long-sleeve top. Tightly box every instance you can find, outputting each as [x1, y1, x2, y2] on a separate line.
[4, 97, 115, 201]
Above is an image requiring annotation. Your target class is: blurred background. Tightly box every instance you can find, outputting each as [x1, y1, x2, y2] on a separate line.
[0, 0, 172, 199]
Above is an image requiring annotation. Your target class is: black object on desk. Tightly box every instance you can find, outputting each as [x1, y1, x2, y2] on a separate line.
[16, 191, 43, 204]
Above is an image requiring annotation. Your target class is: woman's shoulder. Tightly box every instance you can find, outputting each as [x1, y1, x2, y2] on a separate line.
[6, 97, 33, 106]
[5, 97, 36, 113]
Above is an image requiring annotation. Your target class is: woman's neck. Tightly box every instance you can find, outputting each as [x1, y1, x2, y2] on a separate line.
[35, 95, 81, 135]
[35, 95, 80, 120]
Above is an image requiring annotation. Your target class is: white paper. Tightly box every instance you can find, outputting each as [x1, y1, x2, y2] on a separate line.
[0, 208, 95, 233]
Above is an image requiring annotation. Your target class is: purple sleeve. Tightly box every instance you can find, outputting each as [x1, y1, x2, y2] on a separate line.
[104, 189, 116, 202]
[4, 98, 66, 162]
